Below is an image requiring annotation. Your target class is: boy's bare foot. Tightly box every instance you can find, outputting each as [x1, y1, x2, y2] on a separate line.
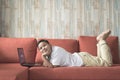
[96, 29, 111, 41]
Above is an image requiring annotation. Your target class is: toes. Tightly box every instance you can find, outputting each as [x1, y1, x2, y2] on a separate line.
[96, 30, 111, 41]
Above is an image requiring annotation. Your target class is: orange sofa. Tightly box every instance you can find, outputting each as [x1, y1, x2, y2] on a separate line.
[0, 36, 120, 80]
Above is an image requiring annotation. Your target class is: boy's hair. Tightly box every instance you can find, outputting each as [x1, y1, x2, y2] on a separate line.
[37, 39, 49, 46]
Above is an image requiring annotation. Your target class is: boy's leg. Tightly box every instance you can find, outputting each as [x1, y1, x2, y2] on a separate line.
[79, 44, 112, 67]
[79, 30, 113, 66]
[97, 40, 113, 66]
[97, 43, 101, 58]
[96, 29, 113, 66]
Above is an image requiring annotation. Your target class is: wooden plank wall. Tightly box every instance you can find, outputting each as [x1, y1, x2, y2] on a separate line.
[0, 0, 120, 38]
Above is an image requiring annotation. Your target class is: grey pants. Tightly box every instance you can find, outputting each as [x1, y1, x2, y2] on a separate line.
[78, 40, 113, 67]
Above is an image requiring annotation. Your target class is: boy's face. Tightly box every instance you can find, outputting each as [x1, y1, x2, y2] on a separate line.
[38, 42, 52, 56]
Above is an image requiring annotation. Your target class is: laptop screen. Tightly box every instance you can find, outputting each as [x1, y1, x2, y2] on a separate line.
[17, 48, 26, 64]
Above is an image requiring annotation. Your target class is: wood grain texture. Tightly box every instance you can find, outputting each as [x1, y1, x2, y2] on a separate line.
[0, 0, 119, 37]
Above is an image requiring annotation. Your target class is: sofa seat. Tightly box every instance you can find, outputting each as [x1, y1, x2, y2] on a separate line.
[29, 65, 120, 80]
[0, 63, 28, 80]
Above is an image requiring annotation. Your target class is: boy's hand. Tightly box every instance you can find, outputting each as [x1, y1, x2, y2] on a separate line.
[42, 52, 49, 56]
[42, 54, 53, 68]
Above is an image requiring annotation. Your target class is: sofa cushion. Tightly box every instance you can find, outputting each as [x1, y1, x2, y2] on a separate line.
[0, 38, 37, 63]
[35, 39, 79, 63]
[78, 36, 119, 64]
[0, 63, 28, 80]
[29, 66, 120, 80]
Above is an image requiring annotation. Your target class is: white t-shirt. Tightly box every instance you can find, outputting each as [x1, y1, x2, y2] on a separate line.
[49, 46, 84, 67]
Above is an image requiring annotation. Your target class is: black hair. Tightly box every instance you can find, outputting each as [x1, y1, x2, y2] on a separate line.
[37, 39, 49, 46]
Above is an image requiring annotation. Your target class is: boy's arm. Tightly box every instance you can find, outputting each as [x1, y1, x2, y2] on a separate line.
[42, 55, 61, 68]
[42, 54, 54, 68]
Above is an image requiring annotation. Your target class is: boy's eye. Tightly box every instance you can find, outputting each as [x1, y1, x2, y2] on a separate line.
[40, 47, 42, 49]
[39, 47, 42, 50]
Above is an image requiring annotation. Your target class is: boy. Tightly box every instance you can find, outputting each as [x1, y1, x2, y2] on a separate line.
[38, 30, 112, 68]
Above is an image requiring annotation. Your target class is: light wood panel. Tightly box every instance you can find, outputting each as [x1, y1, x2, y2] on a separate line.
[0, 0, 119, 38]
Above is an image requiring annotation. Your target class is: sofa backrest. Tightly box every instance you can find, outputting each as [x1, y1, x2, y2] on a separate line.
[0, 38, 37, 63]
[78, 36, 119, 64]
[35, 39, 79, 63]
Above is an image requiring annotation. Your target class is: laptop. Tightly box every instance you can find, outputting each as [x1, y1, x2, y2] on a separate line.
[17, 48, 36, 67]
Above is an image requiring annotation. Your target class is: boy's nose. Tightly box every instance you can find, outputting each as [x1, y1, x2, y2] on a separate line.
[42, 47, 46, 50]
